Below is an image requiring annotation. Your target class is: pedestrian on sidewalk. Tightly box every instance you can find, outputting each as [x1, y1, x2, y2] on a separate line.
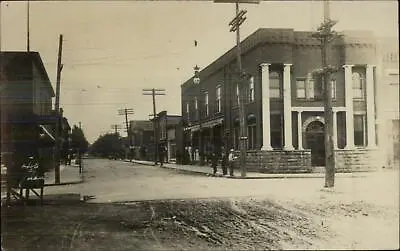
[228, 149, 236, 176]
[211, 152, 218, 175]
[221, 148, 228, 176]
[159, 145, 165, 167]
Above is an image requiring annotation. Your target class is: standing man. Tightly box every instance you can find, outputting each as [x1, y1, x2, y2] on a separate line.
[228, 149, 236, 177]
[221, 147, 227, 176]
[159, 145, 164, 167]
[211, 151, 218, 175]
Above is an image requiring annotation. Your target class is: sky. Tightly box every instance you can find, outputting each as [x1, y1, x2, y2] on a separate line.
[0, 0, 398, 143]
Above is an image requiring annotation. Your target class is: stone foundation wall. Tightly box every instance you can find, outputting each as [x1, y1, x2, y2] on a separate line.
[241, 148, 382, 173]
[334, 148, 382, 172]
[244, 150, 312, 173]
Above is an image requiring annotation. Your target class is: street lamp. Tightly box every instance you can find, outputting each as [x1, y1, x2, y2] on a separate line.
[193, 65, 204, 166]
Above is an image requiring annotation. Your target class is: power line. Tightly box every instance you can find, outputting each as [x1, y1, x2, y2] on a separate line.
[42, 50, 185, 66]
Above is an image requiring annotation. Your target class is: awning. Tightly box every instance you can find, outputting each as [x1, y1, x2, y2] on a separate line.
[184, 118, 224, 131]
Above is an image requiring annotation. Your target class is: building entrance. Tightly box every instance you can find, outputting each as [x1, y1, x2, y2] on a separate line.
[305, 121, 325, 166]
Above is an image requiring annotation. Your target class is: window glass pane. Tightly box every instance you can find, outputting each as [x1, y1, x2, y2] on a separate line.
[307, 79, 315, 99]
[249, 78, 255, 102]
[296, 80, 305, 98]
[297, 89, 306, 98]
[270, 77, 280, 88]
[352, 72, 364, 99]
[354, 89, 363, 99]
[352, 73, 361, 88]
[354, 115, 363, 130]
[331, 80, 336, 99]
[269, 72, 281, 98]
[270, 89, 280, 98]
[297, 80, 305, 88]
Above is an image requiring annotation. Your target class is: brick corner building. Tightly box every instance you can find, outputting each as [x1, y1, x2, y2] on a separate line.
[180, 28, 398, 173]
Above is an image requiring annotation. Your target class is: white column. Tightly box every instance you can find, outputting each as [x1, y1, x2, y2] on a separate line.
[297, 111, 303, 150]
[366, 64, 376, 147]
[260, 63, 272, 150]
[333, 111, 338, 149]
[283, 64, 293, 150]
[343, 64, 355, 149]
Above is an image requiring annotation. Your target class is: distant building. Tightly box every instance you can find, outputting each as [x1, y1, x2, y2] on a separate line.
[0, 51, 57, 184]
[129, 120, 155, 161]
[376, 38, 399, 168]
[181, 28, 396, 173]
[153, 111, 182, 163]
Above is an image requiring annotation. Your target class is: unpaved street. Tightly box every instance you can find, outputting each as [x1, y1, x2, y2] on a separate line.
[2, 158, 399, 250]
[45, 158, 399, 206]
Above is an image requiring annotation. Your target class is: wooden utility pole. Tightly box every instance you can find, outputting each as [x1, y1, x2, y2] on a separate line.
[142, 88, 166, 165]
[27, 0, 30, 51]
[118, 108, 134, 160]
[54, 34, 63, 184]
[312, 0, 339, 187]
[230, 1, 247, 177]
[215, 0, 259, 177]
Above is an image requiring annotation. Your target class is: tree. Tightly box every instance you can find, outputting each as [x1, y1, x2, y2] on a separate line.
[89, 133, 124, 159]
[70, 125, 89, 154]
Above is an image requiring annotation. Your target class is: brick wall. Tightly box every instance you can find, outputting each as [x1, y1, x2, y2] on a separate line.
[243, 150, 312, 173]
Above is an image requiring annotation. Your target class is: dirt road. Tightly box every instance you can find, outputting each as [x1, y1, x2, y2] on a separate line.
[2, 158, 399, 250]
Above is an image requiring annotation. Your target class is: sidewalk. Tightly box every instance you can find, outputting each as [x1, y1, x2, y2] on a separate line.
[44, 164, 83, 186]
[129, 159, 369, 179]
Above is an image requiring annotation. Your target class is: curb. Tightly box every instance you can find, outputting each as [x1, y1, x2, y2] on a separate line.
[131, 160, 156, 167]
[132, 160, 369, 179]
[44, 180, 84, 187]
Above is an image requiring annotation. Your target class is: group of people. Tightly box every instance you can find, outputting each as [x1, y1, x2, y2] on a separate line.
[210, 148, 238, 176]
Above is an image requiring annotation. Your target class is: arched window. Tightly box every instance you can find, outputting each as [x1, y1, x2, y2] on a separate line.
[269, 71, 281, 98]
[352, 72, 365, 99]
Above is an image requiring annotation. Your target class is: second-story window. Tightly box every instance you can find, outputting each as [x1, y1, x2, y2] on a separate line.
[296, 79, 306, 98]
[186, 102, 190, 122]
[297, 75, 316, 100]
[235, 84, 240, 106]
[216, 86, 222, 113]
[331, 79, 337, 99]
[194, 97, 198, 120]
[306, 78, 315, 99]
[204, 92, 209, 117]
[352, 72, 365, 99]
[249, 77, 255, 102]
[269, 71, 281, 98]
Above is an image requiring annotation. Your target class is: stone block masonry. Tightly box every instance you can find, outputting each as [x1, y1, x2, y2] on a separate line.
[335, 148, 382, 173]
[242, 148, 382, 174]
[244, 150, 312, 173]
